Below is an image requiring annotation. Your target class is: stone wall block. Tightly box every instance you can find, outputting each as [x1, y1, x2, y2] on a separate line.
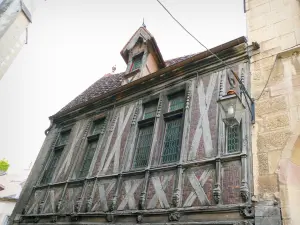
[275, 19, 296, 36]
[270, 0, 285, 11]
[258, 175, 279, 194]
[290, 90, 300, 106]
[248, 0, 270, 9]
[260, 38, 280, 52]
[263, 113, 290, 131]
[249, 25, 277, 42]
[258, 152, 269, 175]
[248, 3, 270, 18]
[280, 32, 297, 50]
[266, 10, 288, 26]
[248, 14, 267, 31]
[256, 96, 287, 116]
[257, 130, 290, 151]
[268, 150, 282, 174]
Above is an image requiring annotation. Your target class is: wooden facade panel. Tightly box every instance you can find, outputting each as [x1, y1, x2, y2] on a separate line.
[186, 73, 219, 162]
[25, 188, 47, 215]
[221, 161, 242, 204]
[117, 176, 144, 211]
[42, 185, 64, 214]
[55, 119, 90, 182]
[146, 170, 175, 209]
[60, 182, 84, 214]
[93, 104, 136, 176]
[182, 165, 215, 207]
[91, 178, 117, 212]
[80, 180, 95, 213]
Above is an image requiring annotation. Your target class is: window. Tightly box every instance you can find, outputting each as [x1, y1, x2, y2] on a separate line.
[227, 124, 241, 153]
[77, 119, 104, 178]
[162, 92, 185, 164]
[134, 126, 154, 168]
[133, 101, 157, 168]
[130, 53, 143, 72]
[40, 131, 70, 184]
[169, 94, 185, 112]
[143, 101, 157, 119]
[79, 140, 98, 177]
[56, 131, 70, 146]
[91, 119, 104, 135]
[40, 148, 63, 184]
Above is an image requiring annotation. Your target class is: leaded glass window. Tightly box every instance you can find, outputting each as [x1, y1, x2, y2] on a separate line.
[144, 102, 157, 119]
[79, 140, 98, 177]
[162, 118, 182, 163]
[169, 95, 184, 112]
[134, 126, 154, 168]
[131, 54, 143, 72]
[92, 119, 104, 135]
[56, 131, 70, 146]
[40, 148, 63, 184]
[227, 124, 241, 153]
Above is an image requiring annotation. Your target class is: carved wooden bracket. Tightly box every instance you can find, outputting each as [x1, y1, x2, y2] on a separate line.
[51, 215, 57, 223]
[172, 188, 180, 207]
[74, 197, 82, 213]
[213, 185, 221, 204]
[168, 212, 180, 221]
[136, 214, 143, 223]
[109, 195, 117, 211]
[240, 181, 250, 202]
[56, 199, 62, 213]
[138, 192, 146, 210]
[106, 213, 114, 222]
[70, 214, 79, 222]
[34, 217, 39, 223]
[86, 197, 93, 212]
[240, 206, 254, 218]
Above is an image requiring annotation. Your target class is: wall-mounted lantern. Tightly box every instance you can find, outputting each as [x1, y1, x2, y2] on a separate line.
[217, 71, 255, 125]
[217, 90, 245, 127]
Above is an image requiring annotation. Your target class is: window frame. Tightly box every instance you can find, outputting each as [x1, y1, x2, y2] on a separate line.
[160, 90, 186, 165]
[40, 129, 71, 185]
[225, 122, 242, 154]
[130, 52, 144, 72]
[132, 100, 158, 169]
[76, 118, 106, 178]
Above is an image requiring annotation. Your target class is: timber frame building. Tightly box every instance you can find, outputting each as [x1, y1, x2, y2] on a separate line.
[10, 26, 274, 225]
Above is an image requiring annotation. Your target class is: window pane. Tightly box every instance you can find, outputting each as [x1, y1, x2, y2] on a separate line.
[227, 125, 240, 153]
[143, 102, 157, 119]
[56, 131, 70, 146]
[41, 149, 63, 184]
[79, 141, 98, 178]
[134, 126, 154, 168]
[92, 119, 104, 135]
[169, 95, 184, 112]
[131, 54, 143, 71]
[162, 118, 182, 163]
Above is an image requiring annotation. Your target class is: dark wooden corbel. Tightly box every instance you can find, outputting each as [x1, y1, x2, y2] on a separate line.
[168, 212, 180, 221]
[240, 206, 254, 218]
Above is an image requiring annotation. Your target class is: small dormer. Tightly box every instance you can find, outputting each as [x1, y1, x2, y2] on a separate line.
[121, 26, 165, 85]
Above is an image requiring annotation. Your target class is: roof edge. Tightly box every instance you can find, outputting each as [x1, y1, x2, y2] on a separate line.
[52, 36, 247, 119]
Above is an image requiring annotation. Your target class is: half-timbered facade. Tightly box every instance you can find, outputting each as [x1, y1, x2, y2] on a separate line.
[11, 27, 255, 225]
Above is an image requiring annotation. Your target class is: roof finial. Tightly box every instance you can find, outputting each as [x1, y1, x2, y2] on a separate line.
[142, 18, 146, 28]
[112, 65, 116, 73]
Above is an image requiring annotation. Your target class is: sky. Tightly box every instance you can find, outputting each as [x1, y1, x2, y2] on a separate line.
[0, 0, 246, 173]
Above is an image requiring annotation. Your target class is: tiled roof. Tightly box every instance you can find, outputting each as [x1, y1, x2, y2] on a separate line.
[54, 53, 195, 117]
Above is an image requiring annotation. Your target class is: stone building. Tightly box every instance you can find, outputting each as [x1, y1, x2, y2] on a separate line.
[0, 0, 32, 80]
[246, 0, 300, 224]
[9, 26, 260, 225]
